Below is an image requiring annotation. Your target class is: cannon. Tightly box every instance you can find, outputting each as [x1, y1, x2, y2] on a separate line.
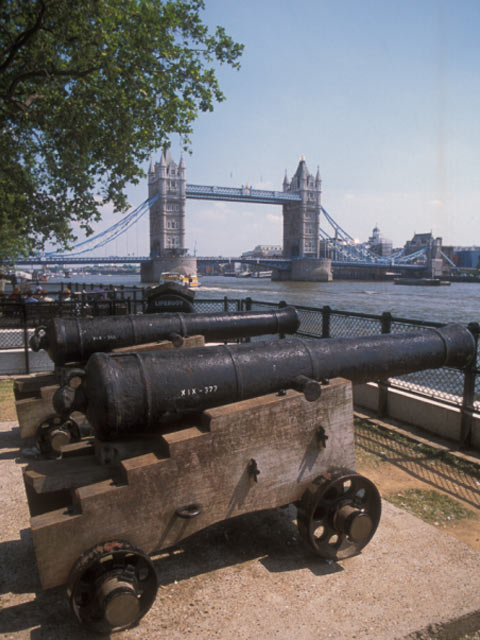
[23, 323, 474, 633]
[55, 324, 475, 440]
[23, 307, 298, 454]
[29, 306, 300, 365]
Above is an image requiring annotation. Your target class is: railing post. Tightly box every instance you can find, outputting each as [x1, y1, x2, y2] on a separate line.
[322, 306, 331, 339]
[223, 296, 229, 312]
[23, 304, 30, 374]
[244, 297, 252, 312]
[381, 311, 392, 334]
[460, 322, 479, 448]
[378, 312, 393, 418]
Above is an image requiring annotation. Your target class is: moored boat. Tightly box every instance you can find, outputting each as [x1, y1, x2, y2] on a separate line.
[394, 278, 451, 286]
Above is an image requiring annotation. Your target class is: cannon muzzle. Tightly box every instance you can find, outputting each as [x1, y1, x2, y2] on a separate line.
[53, 324, 475, 441]
[31, 307, 300, 365]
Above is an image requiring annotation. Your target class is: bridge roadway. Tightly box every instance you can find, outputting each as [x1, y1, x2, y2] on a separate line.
[185, 184, 301, 205]
[9, 255, 425, 271]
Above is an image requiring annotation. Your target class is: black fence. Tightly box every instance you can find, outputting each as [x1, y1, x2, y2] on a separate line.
[1, 294, 478, 445]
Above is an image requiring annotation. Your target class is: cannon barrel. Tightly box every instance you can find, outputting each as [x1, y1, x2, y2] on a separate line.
[30, 307, 300, 365]
[54, 324, 475, 441]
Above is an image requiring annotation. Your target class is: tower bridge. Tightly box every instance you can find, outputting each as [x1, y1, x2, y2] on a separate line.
[9, 151, 447, 280]
[143, 151, 330, 282]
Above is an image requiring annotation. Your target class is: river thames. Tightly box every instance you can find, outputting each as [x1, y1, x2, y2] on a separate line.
[47, 274, 480, 325]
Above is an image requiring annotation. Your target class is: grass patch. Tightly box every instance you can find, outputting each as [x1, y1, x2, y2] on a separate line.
[386, 488, 477, 527]
[354, 443, 385, 469]
[0, 379, 16, 421]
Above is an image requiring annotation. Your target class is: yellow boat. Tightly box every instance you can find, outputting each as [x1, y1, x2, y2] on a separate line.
[160, 272, 200, 288]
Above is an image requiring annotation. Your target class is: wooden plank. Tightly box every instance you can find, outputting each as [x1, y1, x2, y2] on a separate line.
[15, 396, 57, 438]
[39, 384, 59, 400]
[112, 334, 205, 354]
[60, 439, 95, 459]
[13, 373, 56, 400]
[94, 434, 168, 465]
[29, 378, 355, 589]
[24, 456, 112, 493]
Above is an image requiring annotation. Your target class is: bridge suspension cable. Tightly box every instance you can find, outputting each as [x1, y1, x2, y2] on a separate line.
[319, 206, 432, 266]
[43, 194, 159, 258]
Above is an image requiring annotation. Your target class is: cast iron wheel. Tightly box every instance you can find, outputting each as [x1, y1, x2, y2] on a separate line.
[67, 540, 158, 634]
[297, 469, 381, 560]
[35, 415, 81, 454]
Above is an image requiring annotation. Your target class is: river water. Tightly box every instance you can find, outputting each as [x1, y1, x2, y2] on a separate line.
[45, 274, 480, 324]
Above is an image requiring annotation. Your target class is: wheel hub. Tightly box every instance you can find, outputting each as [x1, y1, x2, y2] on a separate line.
[100, 577, 141, 627]
[68, 540, 158, 633]
[334, 504, 374, 544]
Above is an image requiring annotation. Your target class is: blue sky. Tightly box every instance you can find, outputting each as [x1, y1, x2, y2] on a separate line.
[89, 0, 480, 257]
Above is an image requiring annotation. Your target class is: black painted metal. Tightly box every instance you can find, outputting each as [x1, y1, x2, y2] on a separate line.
[30, 306, 300, 365]
[460, 322, 480, 447]
[55, 324, 475, 440]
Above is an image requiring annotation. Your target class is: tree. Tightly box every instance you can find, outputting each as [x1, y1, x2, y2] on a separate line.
[0, 0, 243, 259]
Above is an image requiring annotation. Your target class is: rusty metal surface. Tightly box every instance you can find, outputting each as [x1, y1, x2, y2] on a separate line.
[55, 324, 475, 440]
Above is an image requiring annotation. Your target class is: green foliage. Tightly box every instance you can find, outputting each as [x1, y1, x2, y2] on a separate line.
[0, 0, 243, 259]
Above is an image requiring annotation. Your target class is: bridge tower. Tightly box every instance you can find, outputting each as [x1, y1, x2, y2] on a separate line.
[282, 156, 321, 259]
[141, 150, 196, 282]
[274, 156, 332, 281]
[148, 149, 186, 257]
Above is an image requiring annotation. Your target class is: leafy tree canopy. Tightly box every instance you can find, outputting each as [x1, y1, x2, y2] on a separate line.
[0, 0, 243, 259]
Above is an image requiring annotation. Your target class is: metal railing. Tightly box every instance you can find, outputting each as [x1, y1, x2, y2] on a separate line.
[1, 294, 478, 446]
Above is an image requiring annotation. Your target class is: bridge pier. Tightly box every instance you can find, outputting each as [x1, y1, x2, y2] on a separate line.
[272, 258, 332, 282]
[140, 257, 197, 283]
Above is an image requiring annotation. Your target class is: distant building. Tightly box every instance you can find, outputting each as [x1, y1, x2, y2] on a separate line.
[366, 225, 392, 257]
[454, 247, 480, 268]
[404, 232, 441, 256]
[241, 244, 283, 258]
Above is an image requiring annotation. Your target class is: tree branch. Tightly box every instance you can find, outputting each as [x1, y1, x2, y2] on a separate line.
[6, 64, 99, 99]
[0, 0, 46, 75]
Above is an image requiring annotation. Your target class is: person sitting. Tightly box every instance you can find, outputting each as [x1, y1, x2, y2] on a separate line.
[0, 272, 6, 298]
[25, 290, 38, 303]
[9, 287, 21, 301]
